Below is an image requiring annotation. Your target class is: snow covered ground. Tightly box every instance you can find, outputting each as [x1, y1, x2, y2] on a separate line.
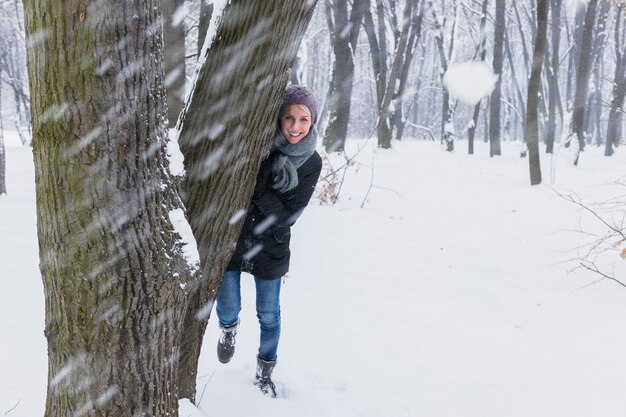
[2, 133, 625, 417]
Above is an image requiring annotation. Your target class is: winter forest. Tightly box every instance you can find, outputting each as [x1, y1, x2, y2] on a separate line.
[1, 0, 626, 417]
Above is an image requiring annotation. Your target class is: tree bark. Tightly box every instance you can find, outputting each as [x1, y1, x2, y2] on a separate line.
[23, 0, 197, 415]
[526, 0, 548, 185]
[162, 0, 186, 128]
[467, 0, 489, 155]
[545, 0, 563, 154]
[606, 2, 626, 156]
[323, 0, 366, 153]
[570, 0, 599, 165]
[175, 0, 317, 402]
[489, 0, 505, 156]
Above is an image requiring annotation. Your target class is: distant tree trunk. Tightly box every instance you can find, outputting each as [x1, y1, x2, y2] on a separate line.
[429, 0, 457, 151]
[526, 0, 548, 185]
[489, 0, 505, 156]
[570, 0, 599, 165]
[546, 0, 563, 154]
[606, 2, 626, 156]
[586, 0, 610, 147]
[175, 0, 317, 401]
[391, 0, 424, 142]
[23, 0, 197, 415]
[377, 0, 416, 149]
[323, 0, 366, 152]
[197, 0, 214, 56]
[467, 0, 489, 155]
[163, 0, 186, 127]
[0, 131, 5, 196]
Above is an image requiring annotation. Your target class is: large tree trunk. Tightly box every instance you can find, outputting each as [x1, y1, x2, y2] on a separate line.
[526, 0, 548, 185]
[162, 0, 186, 127]
[323, 0, 366, 153]
[489, 0, 505, 156]
[175, 0, 317, 402]
[23, 1, 197, 415]
[570, 0, 599, 165]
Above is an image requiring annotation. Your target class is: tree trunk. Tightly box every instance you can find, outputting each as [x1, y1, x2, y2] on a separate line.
[377, 0, 415, 149]
[546, 0, 563, 154]
[606, 2, 626, 156]
[175, 0, 317, 402]
[197, 0, 214, 56]
[163, 0, 186, 128]
[323, 0, 366, 153]
[23, 1, 197, 415]
[570, 0, 599, 165]
[526, 0, 548, 185]
[467, 0, 489, 155]
[489, 0, 505, 156]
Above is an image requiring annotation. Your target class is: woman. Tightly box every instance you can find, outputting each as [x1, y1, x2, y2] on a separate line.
[215, 85, 322, 398]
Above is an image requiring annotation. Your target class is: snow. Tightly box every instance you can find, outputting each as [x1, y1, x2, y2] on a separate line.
[2, 135, 626, 417]
[168, 207, 200, 268]
[443, 62, 498, 105]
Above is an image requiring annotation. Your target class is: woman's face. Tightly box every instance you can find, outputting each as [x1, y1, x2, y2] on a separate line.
[280, 104, 312, 144]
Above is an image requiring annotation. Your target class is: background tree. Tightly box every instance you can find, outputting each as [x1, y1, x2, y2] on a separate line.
[467, 0, 489, 155]
[323, 0, 366, 152]
[526, 0, 548, 185]
[489, 0, 505, 156]
[428, 0, 458, 151]
[546, 0, 564, 153]
[605, 0, 626, 156]
[569, 0, 599, 165]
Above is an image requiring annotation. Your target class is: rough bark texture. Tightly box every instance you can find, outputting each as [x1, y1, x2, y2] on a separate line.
[526, 0, 548, 185]
[162, 0, 186, 127]
[23, 0, 196, 416]
[489, 0, 505, 156]
[175, 0, 317, 402]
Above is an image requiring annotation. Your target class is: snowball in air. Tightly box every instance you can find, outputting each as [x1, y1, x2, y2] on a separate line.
[442, 62, 498, 105]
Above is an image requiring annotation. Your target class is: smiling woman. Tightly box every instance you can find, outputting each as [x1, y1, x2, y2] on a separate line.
[215, 85, 322, 398]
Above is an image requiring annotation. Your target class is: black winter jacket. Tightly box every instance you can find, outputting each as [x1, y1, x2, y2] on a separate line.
[226, 150, 322, 279]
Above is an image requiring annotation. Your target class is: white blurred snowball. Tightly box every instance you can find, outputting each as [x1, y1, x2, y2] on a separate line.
[442, 62, 498, 105]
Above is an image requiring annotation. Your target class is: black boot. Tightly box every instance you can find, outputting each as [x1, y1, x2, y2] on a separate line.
[217, 320, 239, 364]
[254, 357, 277, 398]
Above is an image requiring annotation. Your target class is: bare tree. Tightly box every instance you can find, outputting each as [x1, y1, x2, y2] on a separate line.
[428, 0, 458, 151]
[489, 0, 505, 156]
[323, 0, 367, 152]
[526, 0, 548, 185]
[545, 0, 563, 154]
[569, 0, 599, 165]
[467, 0, 489, 155]
[605, 0, 626, 156]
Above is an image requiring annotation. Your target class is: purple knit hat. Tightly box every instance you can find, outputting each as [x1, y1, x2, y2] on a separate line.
[279, 85, 318, 125]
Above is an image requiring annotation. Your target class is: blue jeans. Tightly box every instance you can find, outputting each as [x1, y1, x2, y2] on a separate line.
[216, 270, 282, 362]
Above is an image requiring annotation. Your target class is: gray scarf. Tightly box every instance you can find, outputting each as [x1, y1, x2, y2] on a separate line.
[271, 125, 318, 193]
